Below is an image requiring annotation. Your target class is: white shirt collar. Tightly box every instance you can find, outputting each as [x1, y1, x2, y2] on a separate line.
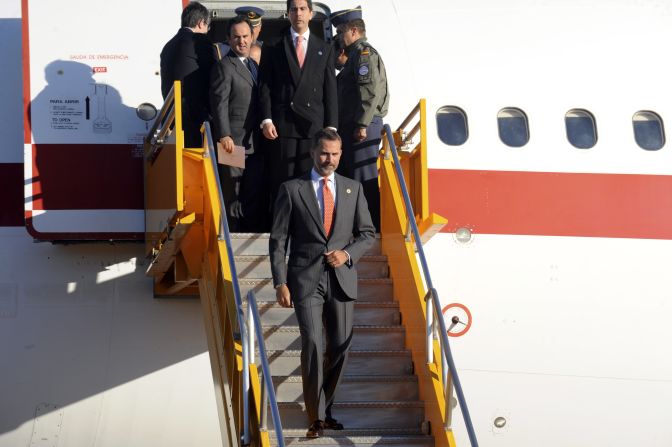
[310, 168, 334, 184]
[290, 27, 310, 46]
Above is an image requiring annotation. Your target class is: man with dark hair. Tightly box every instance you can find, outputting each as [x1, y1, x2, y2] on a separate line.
[331, 7, 389, 230]
[259, 0, 338, 208]
[160, 1, 215, 147]
[270, 128, 375, 438]
[209, 16, 264, 232]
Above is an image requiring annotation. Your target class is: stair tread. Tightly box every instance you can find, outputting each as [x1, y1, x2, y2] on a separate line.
[278, 401, 424, 409]
[251, 301, 398, 308]
[263, 325, 404, 331]
[235, 254, 388, 261]
[230, 233, 382, 239]
[239, 277, 393, 285]
[266, 349, 411, 356]
[273, 375, 418, 383]
[272, 434, 433, 445]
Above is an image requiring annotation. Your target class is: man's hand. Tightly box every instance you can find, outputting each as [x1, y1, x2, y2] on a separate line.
[324, 250, 348, 268]
[219, 136, 234, 153]
[263, 122, 278, 140]
[354, 127, 367, 142]
[276, 284, 292, 308]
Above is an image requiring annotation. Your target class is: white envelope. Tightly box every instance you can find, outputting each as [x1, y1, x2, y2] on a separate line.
[217, 143, 245, 169]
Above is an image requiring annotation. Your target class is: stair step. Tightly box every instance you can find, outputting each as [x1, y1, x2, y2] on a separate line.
[239, 278, 394, 302]
[235, 255, 389, 279]
[271, 432, 434, 447]
[274, 401, 425, 430]
[230, 233, 382, 256]
[273, 375, 419, 402]
[263, 326, 405, 351]
[249, 301, 401, 326]
[264, 350, 414, 376]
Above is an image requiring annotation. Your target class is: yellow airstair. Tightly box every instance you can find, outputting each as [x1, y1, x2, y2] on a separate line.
[143, 82, 478, 447]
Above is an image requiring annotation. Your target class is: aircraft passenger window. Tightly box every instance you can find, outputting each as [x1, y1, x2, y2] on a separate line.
[565, 109, 597, 149]
[497, 108, 529, 147]
[633, 111, 665, 151]
[436, 106, 468, 146]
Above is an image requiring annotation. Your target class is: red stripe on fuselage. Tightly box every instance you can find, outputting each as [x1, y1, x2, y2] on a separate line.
[0, 163, 24, 226]
[30, 144, 143, 210]
[429, 169, 672, 240]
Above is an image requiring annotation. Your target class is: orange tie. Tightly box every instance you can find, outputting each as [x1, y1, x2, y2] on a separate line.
[322, 178, 334, 236]
[295, 35, 305, 68]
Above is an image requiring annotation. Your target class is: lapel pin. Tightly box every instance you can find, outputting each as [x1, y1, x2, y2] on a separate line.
[318, 50, 323, 56]
[346, 188, 351, 194]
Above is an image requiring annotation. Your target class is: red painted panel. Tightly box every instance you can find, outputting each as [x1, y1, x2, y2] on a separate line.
[30, 144, 143, 210]
[0, 163, 24, 226]
[22, 0, 31, 144]
[429, 169, 672, 240]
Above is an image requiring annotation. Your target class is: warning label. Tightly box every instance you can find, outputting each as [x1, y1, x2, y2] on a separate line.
[49, 99, 83, 130]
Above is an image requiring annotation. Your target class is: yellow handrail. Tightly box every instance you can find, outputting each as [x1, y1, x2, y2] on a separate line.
[143, 81, 271, 447]
[379, 99, 455, 447]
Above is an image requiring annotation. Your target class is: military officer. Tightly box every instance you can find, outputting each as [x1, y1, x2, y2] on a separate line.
[331, 6, 389, 230]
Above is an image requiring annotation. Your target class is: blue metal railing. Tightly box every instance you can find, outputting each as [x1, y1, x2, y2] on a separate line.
[203, 122, 285, 446]
[383, 124, 479, 447]
[246, 291, 285, 447]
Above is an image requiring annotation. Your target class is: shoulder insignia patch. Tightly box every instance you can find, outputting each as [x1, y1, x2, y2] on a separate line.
[358, 65, 369, 76]
[361, 49, 370, 56]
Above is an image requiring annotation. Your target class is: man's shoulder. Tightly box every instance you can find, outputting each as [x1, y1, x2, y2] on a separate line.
[335, 173, 362, 188]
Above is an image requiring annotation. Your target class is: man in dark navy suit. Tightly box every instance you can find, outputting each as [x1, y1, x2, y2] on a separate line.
[258, 0, 338, 207]
[160, 1, 215, 147]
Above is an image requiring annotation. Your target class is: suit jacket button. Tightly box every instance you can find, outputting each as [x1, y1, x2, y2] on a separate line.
[307, 102, 311, 107]
[290, 101, 294, 106]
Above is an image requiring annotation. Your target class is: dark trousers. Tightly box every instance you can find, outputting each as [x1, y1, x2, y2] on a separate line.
[218, 150, 266, 232]
[338, 116, 383, 231]
[292, 268, 354, 423]
[268, 136, 314, 212]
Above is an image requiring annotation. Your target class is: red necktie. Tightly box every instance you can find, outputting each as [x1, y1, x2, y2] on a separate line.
[295, 35, 305, 68]
[322, 178, 334, 236]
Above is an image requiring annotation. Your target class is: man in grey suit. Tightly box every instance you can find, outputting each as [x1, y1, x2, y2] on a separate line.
[209, 15, 265, 232]
[270, 129, 375, 438]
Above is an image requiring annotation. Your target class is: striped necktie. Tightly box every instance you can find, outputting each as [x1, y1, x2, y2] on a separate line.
[322, 178, 334, 236]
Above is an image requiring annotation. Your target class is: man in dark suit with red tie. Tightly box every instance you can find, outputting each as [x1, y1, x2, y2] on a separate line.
[270, 129, 375, 438]
[258, 0, 338, 207]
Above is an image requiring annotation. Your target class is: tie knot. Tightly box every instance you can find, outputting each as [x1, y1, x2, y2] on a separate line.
[322, 177, 329, 185]
[296, 35, 303, 45]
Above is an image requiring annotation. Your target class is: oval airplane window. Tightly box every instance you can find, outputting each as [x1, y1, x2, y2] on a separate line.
[633, 111, 665, 151]
[436, 106, 468, 146]
[565, 109, 597, 149]
[497, 108, 529, 147]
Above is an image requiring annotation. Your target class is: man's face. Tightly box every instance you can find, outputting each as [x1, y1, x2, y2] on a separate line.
[341, 26, 357, 47]
[228, 22, 252, 57]
[288, 0, 312, 34]
[311, 138, 342, 176]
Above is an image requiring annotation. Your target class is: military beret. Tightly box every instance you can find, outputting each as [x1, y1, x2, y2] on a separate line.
[330, 6, 362, 28]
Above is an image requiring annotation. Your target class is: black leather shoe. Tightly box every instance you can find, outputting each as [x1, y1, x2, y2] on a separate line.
[324, 418, 344, 430]
[306, 420, 324, 438]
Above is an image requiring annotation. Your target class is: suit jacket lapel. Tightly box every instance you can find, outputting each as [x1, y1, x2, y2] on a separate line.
[298, 176, 326, 239]
[283, 32, 301, 86]
[228, 54, 253, 86]
[333, 174, 348, 237]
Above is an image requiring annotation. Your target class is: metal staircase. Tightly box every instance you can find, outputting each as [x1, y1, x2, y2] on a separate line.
[233, 233, 435, 447]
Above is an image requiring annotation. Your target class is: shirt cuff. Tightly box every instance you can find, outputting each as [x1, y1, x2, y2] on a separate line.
[343, 250, 352, 267]
[326, 126, 337, 132]
[261, 118, 273, 129]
